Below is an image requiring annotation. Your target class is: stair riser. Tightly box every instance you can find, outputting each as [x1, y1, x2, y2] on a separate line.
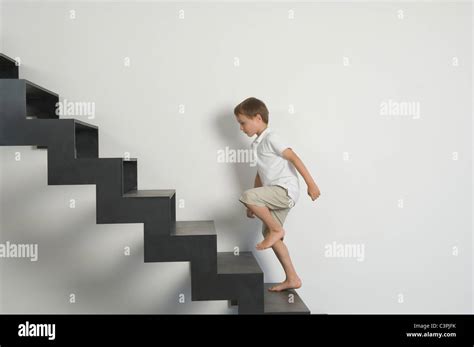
[0, 65, 19, 79]
[144, 234, 217, 274]
[48, 158, 118, 186]
[75, 125, 98, 158]
[236, 276, 265, 314]
[0, 55, 19, 79]
[0, 79, 27, 126]
[191, 272, 264, 314]
[97, 194, 173, 223]
[1, 121, 69, 148]
[122, 161, 137, 193]
[142, 195, 175, 234]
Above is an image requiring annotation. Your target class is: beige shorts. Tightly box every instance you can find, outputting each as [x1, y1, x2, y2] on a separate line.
[239, 185, 294, 237]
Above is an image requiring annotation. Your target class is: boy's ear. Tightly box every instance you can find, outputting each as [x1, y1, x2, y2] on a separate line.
[256, 113, 262, 121]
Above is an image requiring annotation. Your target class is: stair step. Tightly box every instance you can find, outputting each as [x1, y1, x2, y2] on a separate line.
[48, 157, 136, 188]
[264, 283, 311, 314]
[0, 53, 19, 78]
[0, 79, 58, 126]
[41, 118, 98, 152]
[217, 252, 263, 275]
[172, 220, 216, 236]
[25, 79, 59, 119]
[123, 189, 175, 199]
[216, 252, 264, 313]
[145, 220, 217, 273]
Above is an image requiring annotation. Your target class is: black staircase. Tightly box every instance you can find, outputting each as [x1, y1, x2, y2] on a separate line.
[0, 53, 310, 314]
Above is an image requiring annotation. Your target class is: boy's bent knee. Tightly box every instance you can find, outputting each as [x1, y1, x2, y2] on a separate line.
[239, 189, 265, 207]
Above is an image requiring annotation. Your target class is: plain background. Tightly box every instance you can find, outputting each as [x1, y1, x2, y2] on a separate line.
[0, 0, 472, 314]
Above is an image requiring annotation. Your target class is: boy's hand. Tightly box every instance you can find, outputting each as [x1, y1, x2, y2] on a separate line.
[246, 208, 255, 218]
[308, 184, 321, 201]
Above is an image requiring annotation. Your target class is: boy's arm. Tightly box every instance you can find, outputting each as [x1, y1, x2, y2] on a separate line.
[282, 148, 321, 201]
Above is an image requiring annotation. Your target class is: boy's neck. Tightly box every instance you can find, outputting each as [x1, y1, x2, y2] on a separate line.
[256, 125, 268, 137]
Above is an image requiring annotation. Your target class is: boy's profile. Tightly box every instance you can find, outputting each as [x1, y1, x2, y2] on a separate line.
[234, 97, 321, 292]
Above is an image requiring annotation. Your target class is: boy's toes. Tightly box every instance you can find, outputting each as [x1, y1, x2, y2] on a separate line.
[255, 242, 264, 250]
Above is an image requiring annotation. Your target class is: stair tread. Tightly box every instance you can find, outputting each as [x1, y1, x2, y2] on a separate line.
[123, 189, 175, 198]
[71, 157, 136, 162]
[172, 220, 216, 236]
[264, 283, 311, 314]
[217, 252, 263, 275]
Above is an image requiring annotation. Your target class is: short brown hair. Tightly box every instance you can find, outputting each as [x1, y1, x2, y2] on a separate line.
[234, 97, 269, 124]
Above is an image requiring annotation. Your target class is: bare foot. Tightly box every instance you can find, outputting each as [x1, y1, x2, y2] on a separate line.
[268, 278, 302, 292]
[256, 227, 285, 250]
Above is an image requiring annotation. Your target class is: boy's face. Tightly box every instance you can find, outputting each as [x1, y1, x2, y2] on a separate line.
[235, 113, 264, 137]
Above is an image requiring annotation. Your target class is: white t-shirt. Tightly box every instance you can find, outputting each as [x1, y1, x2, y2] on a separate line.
[251, 127, 300, 205]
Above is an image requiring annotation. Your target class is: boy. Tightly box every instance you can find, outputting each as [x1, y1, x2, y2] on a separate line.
[234, 97, 321, 292]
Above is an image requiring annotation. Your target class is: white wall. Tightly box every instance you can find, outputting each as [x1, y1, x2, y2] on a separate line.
[0, 0, 471, 314]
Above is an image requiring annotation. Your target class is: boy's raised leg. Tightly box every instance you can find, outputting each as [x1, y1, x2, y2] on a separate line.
[244, 203, 285, 250]
[269, 240, 302, 291]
